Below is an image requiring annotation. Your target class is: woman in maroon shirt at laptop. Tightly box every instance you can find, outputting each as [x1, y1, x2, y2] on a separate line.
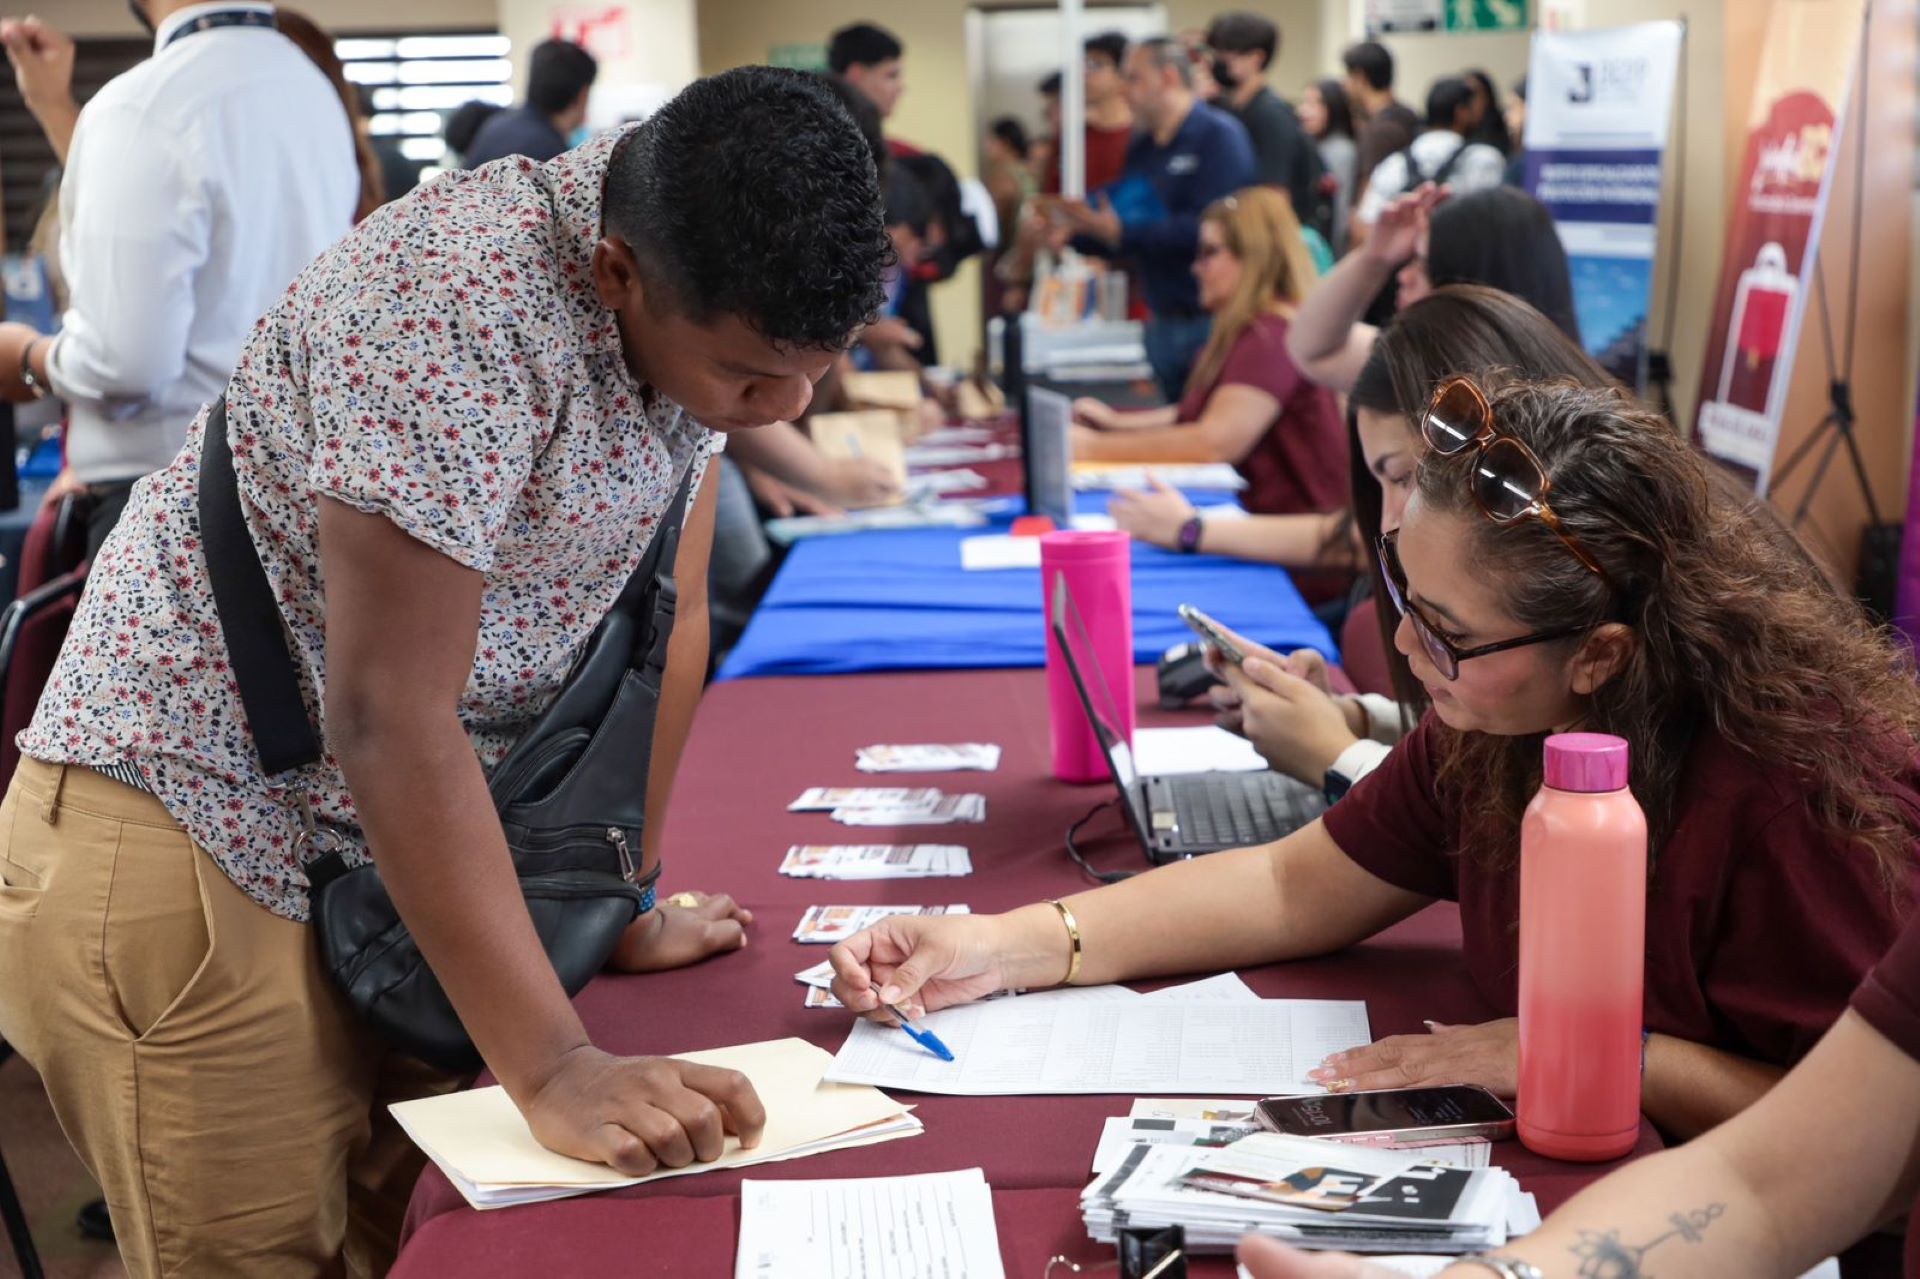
[1070, 186, 1347, 519]
[827, 366, 1920, 1146]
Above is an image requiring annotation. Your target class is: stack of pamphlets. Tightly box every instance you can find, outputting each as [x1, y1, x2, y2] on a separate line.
[1081, 1131, 1537, 1255]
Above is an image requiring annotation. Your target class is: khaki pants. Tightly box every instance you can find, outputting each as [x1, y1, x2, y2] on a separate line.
[0, 760, 460, 1278]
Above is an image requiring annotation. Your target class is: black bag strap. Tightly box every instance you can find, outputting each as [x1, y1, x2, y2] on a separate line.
[199, 395, 322, 778]
[197, 392, 702, 783]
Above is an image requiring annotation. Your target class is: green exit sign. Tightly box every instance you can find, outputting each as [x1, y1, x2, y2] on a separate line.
[1446, 0, 1529, 31]
[769, 42, 828, 72]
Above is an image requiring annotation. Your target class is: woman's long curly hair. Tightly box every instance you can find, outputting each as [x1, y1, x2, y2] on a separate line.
[1415, 378, 1920, 891]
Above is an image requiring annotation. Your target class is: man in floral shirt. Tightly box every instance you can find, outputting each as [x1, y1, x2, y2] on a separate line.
[0, 67, 889, 1276]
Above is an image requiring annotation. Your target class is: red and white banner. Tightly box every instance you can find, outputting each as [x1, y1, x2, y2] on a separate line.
[1692, 0, 1864, 493]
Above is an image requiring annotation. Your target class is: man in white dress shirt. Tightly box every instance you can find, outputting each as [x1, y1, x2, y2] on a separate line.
[0, 0, 357, 554]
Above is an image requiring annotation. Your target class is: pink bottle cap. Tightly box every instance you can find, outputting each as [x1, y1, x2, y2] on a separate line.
[1039, 529, 1130, 562]
[1542, 732, 1629, 793]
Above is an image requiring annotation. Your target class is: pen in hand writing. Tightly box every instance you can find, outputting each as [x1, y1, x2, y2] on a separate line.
[884, 1003, 955, 1062]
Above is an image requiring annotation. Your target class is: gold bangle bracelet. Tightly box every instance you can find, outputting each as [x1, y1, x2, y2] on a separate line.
[1046, 898, 1084, 985]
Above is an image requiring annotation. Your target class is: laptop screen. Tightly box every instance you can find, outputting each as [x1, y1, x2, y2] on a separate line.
[1049, 574, 1153, 838]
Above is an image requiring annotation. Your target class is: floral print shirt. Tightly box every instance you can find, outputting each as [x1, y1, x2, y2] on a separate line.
[20, 128, 722, 920]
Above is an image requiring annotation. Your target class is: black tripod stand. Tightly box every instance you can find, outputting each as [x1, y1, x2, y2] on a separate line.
[1767, 0, 1881, 535]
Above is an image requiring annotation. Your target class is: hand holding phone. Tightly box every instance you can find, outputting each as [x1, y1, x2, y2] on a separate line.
[1178, 603, 1245, 667]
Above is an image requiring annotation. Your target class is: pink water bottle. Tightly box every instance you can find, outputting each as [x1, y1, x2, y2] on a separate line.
[1041, 530, 1134, 783]
[1517, 733, 1647, 1162]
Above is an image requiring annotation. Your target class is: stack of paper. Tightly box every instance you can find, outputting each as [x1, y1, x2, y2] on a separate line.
[1082, 1131, 1533, 1255]
[825, 982, 1369, 1095]
[856, 744, 1002, 773]
[1131, 726, 1269, 776]
[905, 442, 1016, 467]
[789, 787, 987, 826]
[1117, 1098, 1491, 1170]
[902, 468, 990, 499]
[780, 845, 974, 880]
[390, 1039, 919, 1211]
[737, 1168, 1005, 1279]
[764, 503, 989, 545]
[1072, 462, 1247, 491]
[793, 903, 971, 944]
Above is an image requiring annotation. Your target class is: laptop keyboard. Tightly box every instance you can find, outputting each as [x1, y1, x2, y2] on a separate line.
[1169, 774, 1311, 849]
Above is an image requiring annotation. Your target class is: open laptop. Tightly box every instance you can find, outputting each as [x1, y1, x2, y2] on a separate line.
[1049, 575, 1325, 863]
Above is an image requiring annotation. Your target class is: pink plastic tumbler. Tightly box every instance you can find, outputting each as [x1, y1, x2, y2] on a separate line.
[1041, 530, 1134, 783]
[1517, 732, 1648, 1162]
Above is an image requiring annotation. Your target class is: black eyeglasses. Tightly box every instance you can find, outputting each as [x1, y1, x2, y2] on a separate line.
[1376, 531, 1592, 681]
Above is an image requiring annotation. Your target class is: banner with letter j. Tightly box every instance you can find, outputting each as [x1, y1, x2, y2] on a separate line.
[1521, 21, 1682, 390]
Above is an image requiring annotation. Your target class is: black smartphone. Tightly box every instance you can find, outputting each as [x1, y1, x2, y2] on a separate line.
[1255, 1085, 1516, 1146]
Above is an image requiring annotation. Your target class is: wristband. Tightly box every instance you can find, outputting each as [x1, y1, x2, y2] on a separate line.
[1176, 516, 1203, 554]
[19, 337, 48, 400]
[1046, 898, 1084, 984]
[639, 884, 656, 914]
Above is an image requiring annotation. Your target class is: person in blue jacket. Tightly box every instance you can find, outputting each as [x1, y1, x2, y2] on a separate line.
[1043, 36, 1256, 398]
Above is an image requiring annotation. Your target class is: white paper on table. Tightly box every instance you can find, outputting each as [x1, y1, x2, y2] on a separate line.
[736, 1168, 1006, 1279]
[824, 993, 1369, 1095]
[780, 844, 974, 879]
[1073, 463, 1246, 491]
[1131, 726, 1269, 776]
[958, 515, 1119, 571]
[1090, 1115, 1265, 1174]
[960, 535, 1043, 571]
[1141, 974, 1262, 1003]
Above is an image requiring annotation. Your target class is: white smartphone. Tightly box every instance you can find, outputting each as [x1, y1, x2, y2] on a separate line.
[1255, 1085, 1517, 1147]
[1177, 603, 1246, 667]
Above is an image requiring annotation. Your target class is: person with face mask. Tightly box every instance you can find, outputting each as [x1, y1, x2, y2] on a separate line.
[0, 0, 357, 555]
[1205, 12, 1323, 238]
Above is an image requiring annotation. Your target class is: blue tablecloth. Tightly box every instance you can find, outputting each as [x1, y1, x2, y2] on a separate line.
[718, 494, 1336, 679]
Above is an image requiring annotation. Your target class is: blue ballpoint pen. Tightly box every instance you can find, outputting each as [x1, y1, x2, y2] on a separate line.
[885, 1003, 956, 1061]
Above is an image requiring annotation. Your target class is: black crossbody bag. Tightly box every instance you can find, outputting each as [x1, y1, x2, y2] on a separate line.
[197, 393, 691, 1072]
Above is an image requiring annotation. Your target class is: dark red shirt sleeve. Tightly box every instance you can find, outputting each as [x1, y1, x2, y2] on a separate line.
[1852, 894, 1920, 1064]
[1320, 715, 1459, 901]
[1705, 796, 1912, 1065]
[1214, 315, 1302, 405]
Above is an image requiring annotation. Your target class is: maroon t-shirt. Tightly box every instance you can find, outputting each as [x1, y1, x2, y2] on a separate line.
[1176, 312, 1348, 518]
[1322, 715, 1918, 1069]
[1851, 919, 1920, 1275]
[1043, 123, 1136, 196]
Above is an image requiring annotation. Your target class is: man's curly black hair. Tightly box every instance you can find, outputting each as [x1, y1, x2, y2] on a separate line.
[603, 66, 891, 352]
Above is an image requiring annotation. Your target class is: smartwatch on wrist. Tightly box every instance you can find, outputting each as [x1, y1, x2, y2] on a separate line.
[1322, 768, 1354, 806]
[1176, 516, 1203, 554]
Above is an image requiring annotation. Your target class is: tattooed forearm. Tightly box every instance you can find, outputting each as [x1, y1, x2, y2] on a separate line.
[1569, 1203, 1728, 1278]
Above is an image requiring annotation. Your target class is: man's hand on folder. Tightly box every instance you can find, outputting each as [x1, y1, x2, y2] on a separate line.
[524, 1047, 767, 1177]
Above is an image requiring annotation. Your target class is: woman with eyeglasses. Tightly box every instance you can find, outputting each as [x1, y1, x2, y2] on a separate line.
[1070, 187, 1348, 525]
[827, 371, 1920, 1146]
[1156, 286, 1601, 793]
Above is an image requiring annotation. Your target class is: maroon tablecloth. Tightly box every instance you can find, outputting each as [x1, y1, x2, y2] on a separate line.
[394, 666, 1659, 1274]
